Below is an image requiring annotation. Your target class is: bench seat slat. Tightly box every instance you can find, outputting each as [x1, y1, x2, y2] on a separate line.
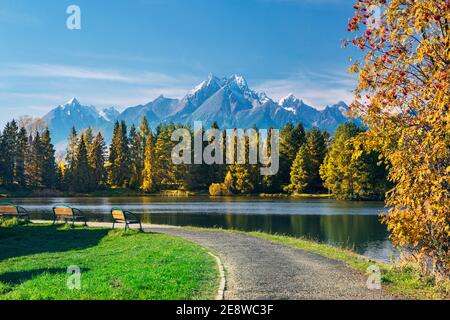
[0, 206, 18, 214]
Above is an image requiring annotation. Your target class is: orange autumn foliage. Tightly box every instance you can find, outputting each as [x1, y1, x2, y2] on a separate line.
[348, 0, 450, 275]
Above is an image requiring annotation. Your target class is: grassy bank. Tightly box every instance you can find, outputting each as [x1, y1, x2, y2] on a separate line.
[0, 221, 219, 300]
[1, 187, 334, 199]
[186, 227, 449, 300]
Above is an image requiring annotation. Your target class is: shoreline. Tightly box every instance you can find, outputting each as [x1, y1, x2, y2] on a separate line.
[0, 188, 349, 200]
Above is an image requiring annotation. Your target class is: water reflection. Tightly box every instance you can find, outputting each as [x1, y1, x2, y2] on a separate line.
[10, 196, 394, 262]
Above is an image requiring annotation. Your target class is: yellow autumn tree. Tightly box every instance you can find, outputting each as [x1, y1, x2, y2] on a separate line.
[348, 0, 450, 275]
[141, 134, 154, 193]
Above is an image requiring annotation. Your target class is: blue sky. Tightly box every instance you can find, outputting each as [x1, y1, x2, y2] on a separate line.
[0, 0, 359, 127]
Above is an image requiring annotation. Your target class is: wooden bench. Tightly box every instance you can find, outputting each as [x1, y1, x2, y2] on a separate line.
[0, 203, 30, 222]
[111, 208, 142, 231]
[52, 205, 87, 226]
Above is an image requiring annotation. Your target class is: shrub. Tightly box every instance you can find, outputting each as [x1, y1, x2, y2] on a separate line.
[209, 183, 232, 196]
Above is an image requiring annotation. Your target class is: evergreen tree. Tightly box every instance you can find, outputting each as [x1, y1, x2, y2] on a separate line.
[55, 160, 65, 190]
[233, 164, 254, 194]
[15, 127, 28, 187]
[285, 145, 311, 194]
[108, 121, 130, 187]
[89, 132, 107, 189]
[0, 121, 18, 185]
[26, 131, 43, 187]
[260, 127, 276, 193]
[0, 131, 3, 185]
[40, 128, 57, 188]
[320, 123, 389, 200]
[130, 117, 151, 189]
[84, 127, 94, 146]
[278, 123, 306, 189]
[72, 134, 91, 192]
[65, 127, 78, 186]
[223, 171, 234, 193]
[305, 127, 328, 192]
[153, 124, 176, 189]
[141, 133, 154, 192]
[128, 124, 140, 189]
[207, 122, 225, 184]
[227, 131, 254, 194]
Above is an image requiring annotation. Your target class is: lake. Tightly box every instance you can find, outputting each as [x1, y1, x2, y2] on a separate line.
[10, 196, 395, 262]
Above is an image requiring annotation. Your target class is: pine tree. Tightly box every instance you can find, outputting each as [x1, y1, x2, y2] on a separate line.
[0, 131, 3, 186]
[65, 127, 78, 186]
[278, 123, 306, 189]
[141, 133, 154, 192]
[223, 171, 234, 193]
[128, 124, 140, 189]
[261, 127, 276, 193]
[132, 117, 151, 189]
[305, 127, 328, 192]
[108, 121, 130, 187]
[72, 134, 91, 192]
[229, 131, 254, 194]
[0, 120, 18, 185]
[55, 160, 65, 190]
[84, 127, 94, 146]
[15, 127, 28, 187]
[107, 121, 119, 185]
[26, 131, 43, 187]
[40, 128, 57, 188]
[320, 123, 389, 200]
[285, 145, 311, 194]
[153, 124, 176, 189]
[88, 132, 107, 189]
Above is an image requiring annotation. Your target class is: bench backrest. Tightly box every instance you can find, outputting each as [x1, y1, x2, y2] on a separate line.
[53, 206, 74, 218]
[0, 205, 18, 215]
[112, 209, 126, 221]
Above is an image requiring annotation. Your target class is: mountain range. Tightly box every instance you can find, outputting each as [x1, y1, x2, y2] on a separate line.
[41, 74, 358, 148]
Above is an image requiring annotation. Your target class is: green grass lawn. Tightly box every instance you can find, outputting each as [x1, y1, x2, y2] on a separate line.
[0, 221, 219, 300]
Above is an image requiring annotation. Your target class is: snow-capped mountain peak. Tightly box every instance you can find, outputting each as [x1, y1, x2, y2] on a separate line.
[188, 74, 222, 97]
[66, 97, 80, 105]
[258, 92, 271, 104]
[59, 97, 81, 110]
[229, 74, 248, 90]
[99, 107, 120, 122]
[279, 93, 300, 107]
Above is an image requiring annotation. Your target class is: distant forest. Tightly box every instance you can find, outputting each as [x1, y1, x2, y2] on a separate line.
[0, 117, 390, 200]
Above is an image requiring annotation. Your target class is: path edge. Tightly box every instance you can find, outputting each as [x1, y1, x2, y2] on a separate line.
[208, 252, 226, 300]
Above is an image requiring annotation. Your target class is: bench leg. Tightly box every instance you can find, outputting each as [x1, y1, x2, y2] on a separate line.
[112, 221, 115, 230]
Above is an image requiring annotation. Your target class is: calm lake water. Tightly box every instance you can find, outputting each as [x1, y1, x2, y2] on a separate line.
[10, 196, 395, 262]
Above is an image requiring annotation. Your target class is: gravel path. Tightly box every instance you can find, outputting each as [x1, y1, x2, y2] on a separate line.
[145, 226, 392, 300]
[34, 221, 392, 300]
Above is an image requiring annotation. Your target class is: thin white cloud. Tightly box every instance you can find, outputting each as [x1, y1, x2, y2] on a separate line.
[5, 64, 135, 82]
[254, 70, 356, 108]
[2, 63, 198, 86]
